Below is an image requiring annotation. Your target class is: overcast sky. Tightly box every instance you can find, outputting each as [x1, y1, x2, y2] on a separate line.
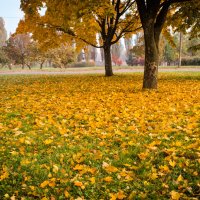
[0, 0, 24, 36]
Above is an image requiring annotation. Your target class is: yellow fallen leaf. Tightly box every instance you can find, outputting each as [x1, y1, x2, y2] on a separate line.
[102, 161, 109, 168]
[104, 165, 118, 173]
[10, 151, 19, 156]
[0, 166, 9, 181]
[64, 190, 70, 198]
[104, 176, 113, 182]
[151, 172, 158, 180]
[40, 180, 49, 188]
[138, 152, 149, 160]
[117, 190, 126, 199]
[74, 181, 83, 187]
[20, 159, 31, 166]
[53, 165, 59, 173]
[109, 193, 117, 200]
[44, 139, 53, 145]
[177, 175, 183, 182]
[41, 198, 48, 200]
[89, 177, 96, 184]
[49, 180, 56, 187]
[171, 191, 181, 200]
[73, 164, 84, 171]
[159, 165, 170, 173]
[169, 160, 176, 167]
[29, 186, 35, 191]
[10, 195, 16, 200]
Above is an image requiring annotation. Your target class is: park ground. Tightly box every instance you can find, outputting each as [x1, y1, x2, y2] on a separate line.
[0, 65, 200, 75]
[0, 72, 200, 199]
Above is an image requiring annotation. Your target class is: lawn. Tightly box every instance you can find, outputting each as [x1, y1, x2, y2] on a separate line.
[0, 65, 200, 73]
[0, 73, 199, 199]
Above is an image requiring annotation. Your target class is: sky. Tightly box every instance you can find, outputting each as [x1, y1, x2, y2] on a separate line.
[0, 0, 24, 36]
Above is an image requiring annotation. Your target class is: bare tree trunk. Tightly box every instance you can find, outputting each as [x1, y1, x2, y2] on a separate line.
[104, 45, 113, 76]
[178, 32, 182, 68]
[40, 61, 44, 69]
[8, 64, 12, 70]
[143, 28, 159, 89]
[27, 64, 31, 70]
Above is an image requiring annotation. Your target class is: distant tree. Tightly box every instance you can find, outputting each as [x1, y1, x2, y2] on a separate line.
[5, 34, 32, 69]
[112, 55, 123, 66]
[126, 32, 145, 66]
[0, 48, 11, 68]
[185, 37, 200, 57]
[112, 43, 121, 59]
[163, 41, 178, 65]
[0, 17, 7, 47]
[132, 32, 145, 58]
[47, 44, 76, 68]
[26, 42, 49, 69]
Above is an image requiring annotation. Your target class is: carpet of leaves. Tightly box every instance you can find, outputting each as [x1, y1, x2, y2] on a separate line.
[0, 73, 200, 200]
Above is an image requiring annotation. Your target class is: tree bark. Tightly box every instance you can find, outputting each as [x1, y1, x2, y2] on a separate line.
[104, 45, 113, 76]
[143, 27, 159, 89]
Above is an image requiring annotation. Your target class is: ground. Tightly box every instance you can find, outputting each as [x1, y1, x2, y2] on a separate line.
[0, 72, 199, 199]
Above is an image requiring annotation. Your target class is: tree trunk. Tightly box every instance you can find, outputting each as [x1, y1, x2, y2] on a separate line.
[8, 64, 12, 70]
[27, 64, 31, 70]
[40, 61, 44, 69]
[178, 32, 182, 68]
[21, 56, 25, 69]
[143, 28, 159, 89]
[104, 45, 113, 76]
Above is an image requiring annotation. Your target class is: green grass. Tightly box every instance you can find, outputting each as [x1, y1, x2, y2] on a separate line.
[0, 65, 200, 72]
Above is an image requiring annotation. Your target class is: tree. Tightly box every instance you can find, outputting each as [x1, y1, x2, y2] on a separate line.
[112, 54, 123, 66]
[48, 44, 76, 68]
[135, 0, 198, 89]
[0, 48, 11, 68]
[26, 42, 47, 69]
[0, 17, 7, 47]
[163, 40, 178, 65]
[5, 34, 32, 69]
[18, 0, 140, 76]
[132, 32, 145, 58]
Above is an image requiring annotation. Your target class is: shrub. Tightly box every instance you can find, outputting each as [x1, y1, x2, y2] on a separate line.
[181, 57, 200, 66]
[112, 55, 123, 66]
[126, 55, 144, 66]
[68, 61, 96, 68]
